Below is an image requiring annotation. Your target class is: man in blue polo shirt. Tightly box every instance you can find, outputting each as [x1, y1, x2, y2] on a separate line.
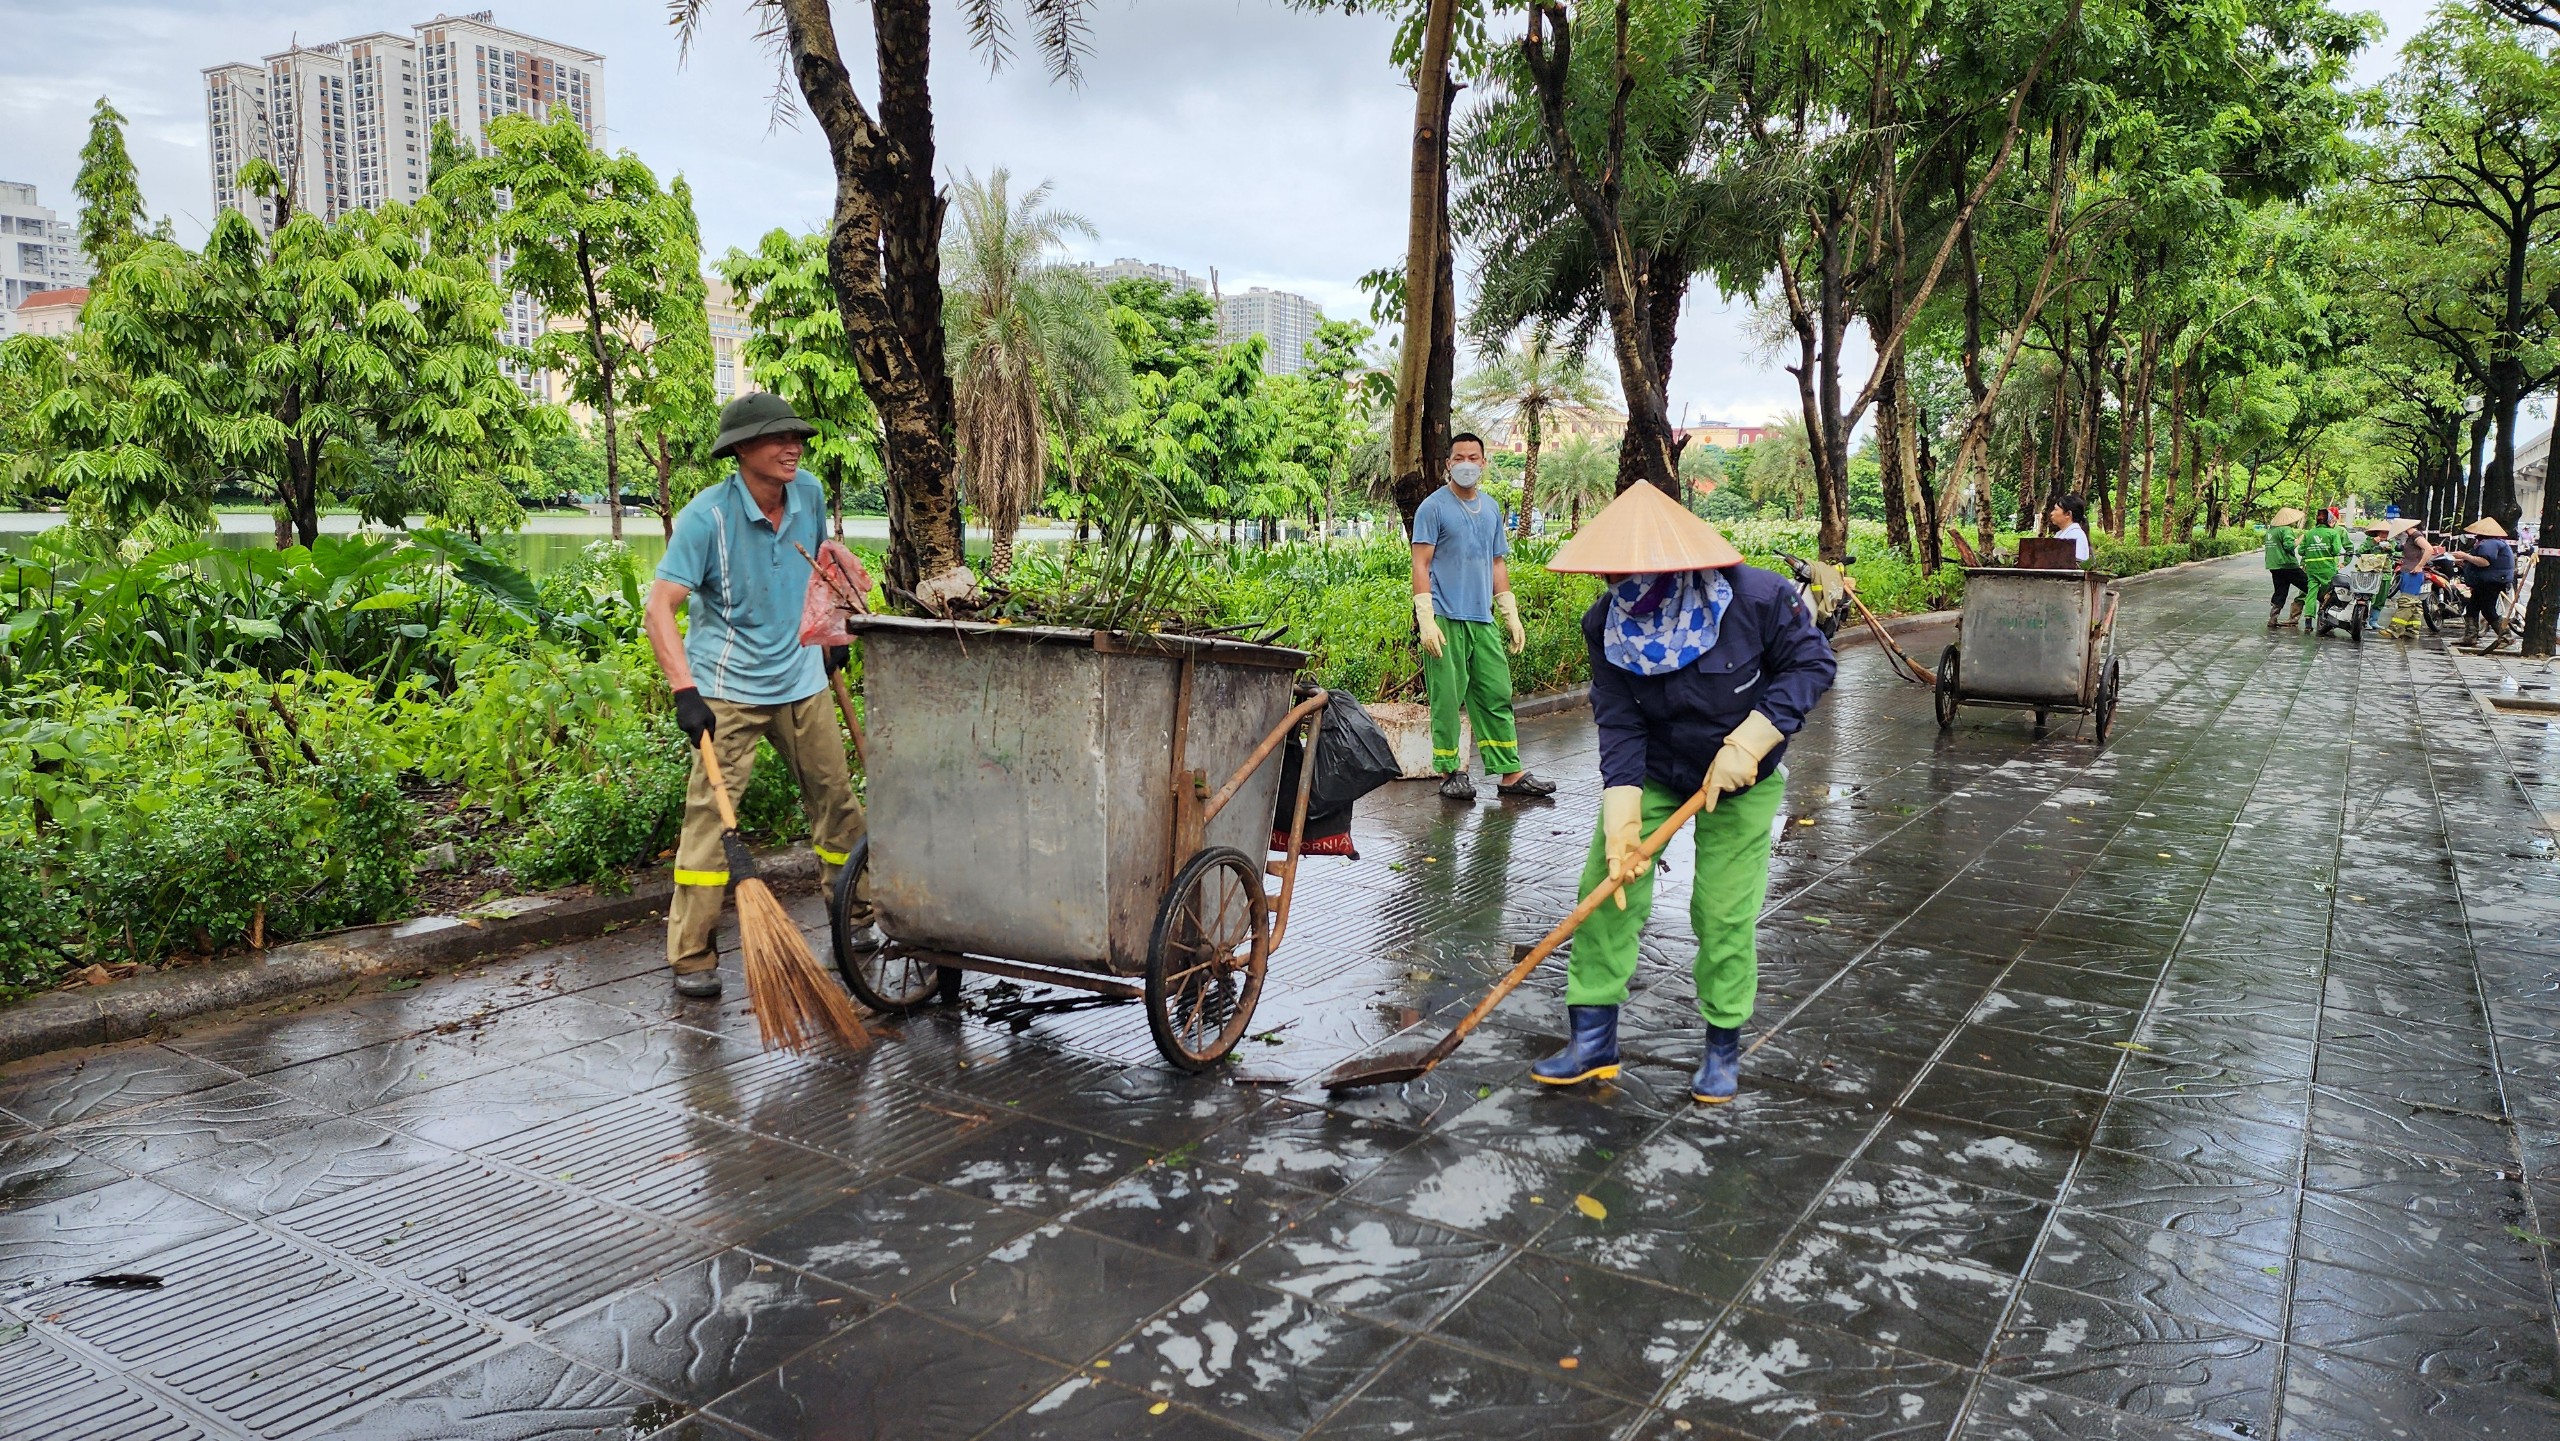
[645, 393, 864, 997]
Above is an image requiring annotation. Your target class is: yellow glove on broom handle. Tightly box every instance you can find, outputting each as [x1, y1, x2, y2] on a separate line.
[1702, 712, 1784, 811]
[1414, 593, 1446, 658]
[1494, 591, 1525, 654]
[1602, 785, 1646, 909]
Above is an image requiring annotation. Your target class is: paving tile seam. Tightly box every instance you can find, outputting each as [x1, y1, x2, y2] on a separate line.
[1940, 590, 2310, 1441]
[2403, 635, 2560, 1380]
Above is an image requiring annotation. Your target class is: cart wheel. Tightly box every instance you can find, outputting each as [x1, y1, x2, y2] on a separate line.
[1933, 645, 1961, 731]
[2094, 657, 2122, 744]
[1144, 846, 1271, 1072]
[2422, 589, 2444, 634]
[830, 840, 955, 1015]
[2033, 707, 2049, 729]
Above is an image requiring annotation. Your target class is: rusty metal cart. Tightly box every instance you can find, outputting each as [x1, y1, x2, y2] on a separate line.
[1934, 565, 2123, 743]
[825, 616, 1329, 1071]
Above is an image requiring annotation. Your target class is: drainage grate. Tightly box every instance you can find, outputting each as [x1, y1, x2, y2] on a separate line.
[17, 1226, 498, 1438]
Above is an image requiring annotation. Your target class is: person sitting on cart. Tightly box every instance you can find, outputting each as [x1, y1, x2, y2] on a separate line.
[2265, 507, 2310, 628]
[2046, 493, 2093, 566]
[644, 393, 866, 999]
[1528, 483, 1837, 1104]
[2453, 516, 2518, 650]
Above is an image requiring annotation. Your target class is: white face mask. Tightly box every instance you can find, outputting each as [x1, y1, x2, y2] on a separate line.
[1449, 461, 1484, 490]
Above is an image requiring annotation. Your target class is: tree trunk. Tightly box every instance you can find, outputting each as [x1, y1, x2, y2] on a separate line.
[1878, 364, 1911, 558]
[2466, 409, 2489, 523]
[1390, 0, 1459, 535]
[2207, 447, 2227, 535]
[1516, 403, 1543, 540]
[2166, 363, 2187, 544]
[2017, 419, 2039, 536]
[575, 235, 624, 545]
[655, 441, 677, 541]
[2109, 346, 2134, 538]
[776, 0, 967, 603]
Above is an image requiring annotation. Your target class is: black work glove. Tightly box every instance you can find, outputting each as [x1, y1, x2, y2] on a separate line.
[672, 687, 717, 746]
[824, 644, 849, 675]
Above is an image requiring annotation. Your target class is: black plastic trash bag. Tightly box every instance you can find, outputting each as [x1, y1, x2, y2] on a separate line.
[1273, 690, 1402, 841]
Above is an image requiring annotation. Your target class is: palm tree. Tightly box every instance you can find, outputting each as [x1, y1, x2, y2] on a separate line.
[1459, 328, 1607, 539]
[943, 168, 1124, 574]
[1543, 435, 1617, 530]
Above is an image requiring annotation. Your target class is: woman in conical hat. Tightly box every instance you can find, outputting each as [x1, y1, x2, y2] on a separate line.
[1529, 483, 1837, 1103]
[2453, 516, 2519, 649]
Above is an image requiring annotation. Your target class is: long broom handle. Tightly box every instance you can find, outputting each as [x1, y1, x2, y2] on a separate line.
[1439, 777, 1722, 1046]
[828, 671, 869, 769]
[698, 734, 743, 832]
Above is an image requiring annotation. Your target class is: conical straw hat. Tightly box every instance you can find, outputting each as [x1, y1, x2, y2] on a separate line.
[2466, 516, 2509, 538]
[1545, 481, 1743, 573]
[2270, 507, 2305, 527]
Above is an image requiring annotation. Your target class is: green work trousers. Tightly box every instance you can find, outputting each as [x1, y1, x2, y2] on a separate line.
[1566, 772, 1784, 1028]
[668, 692, 865, 976]
[1424, 617, 1522, 776]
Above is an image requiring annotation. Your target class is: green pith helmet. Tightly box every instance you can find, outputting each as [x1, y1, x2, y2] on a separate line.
[711, 391, 818, 459]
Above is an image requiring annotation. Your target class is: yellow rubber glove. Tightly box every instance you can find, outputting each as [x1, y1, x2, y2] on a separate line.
[1413, 593, 1445, 658]
[1494, 590, 1526, 654]
[1601, 785, 1646, 909]
[1703, 712, 1784, 806]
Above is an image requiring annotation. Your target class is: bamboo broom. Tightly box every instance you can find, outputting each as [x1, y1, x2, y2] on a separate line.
[697, 736, 870, 1052]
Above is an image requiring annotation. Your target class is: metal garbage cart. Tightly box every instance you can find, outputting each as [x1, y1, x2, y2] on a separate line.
[826, 615, 1329, 1071]
[1934, 566, 2123, 742]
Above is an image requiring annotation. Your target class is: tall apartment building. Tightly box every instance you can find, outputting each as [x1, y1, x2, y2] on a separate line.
[0, 182, 92, 335]
[1077, 257, 1208, 295]
[1218, 286, 1323, 376]
[207, 14, 605, 399]
[416, 12, 603, 150]
[206, 11, 603, 234]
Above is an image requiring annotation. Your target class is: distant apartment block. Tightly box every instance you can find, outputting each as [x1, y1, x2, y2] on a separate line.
[204, 13, 605, 399]
[706, 276, 755, 404]
[1077, 257, 1208, 295]
[0, 182, 91, 334]
[1218, 286, 1323, 376]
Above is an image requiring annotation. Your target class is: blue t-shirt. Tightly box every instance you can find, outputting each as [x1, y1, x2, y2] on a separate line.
[1411, 484, 1510, 623]
[2475, 536, 2516, 586]
[656, 469, 830, 705]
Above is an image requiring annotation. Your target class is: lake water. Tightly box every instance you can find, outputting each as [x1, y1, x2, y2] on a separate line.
[0, 511, 1069, 577]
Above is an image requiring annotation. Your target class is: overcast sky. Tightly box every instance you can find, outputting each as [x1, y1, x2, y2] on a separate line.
[3, 0, 2436, 424]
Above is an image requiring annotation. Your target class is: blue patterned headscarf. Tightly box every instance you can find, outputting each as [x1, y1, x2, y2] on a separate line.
[1603, 569, 1734, 676]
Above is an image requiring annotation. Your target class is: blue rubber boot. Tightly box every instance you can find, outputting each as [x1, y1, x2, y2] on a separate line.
[1531, 1005, 1621, 1086]
[1691, 1025, 1742, 1104]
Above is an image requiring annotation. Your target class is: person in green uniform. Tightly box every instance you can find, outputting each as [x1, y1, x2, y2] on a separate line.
[2265, 506, 2309, 629]
[2299, 509, 2346, 629]
[1409, 433, 1557, 803]
[1527, 483, 1837, 1104]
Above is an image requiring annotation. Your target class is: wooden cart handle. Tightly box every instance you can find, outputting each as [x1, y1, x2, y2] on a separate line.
[698, 735, 742, 832]
[1202, 689, 1330, 824]
[1439, 776, 1721, 1048]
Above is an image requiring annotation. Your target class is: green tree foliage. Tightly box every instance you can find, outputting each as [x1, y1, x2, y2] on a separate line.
[1458, 328, 1607, 537]
[717, 230, 887, 529]
[942, 169, 1125, 572]
[73, 97, 149, 276]
[627, 177, 720, 536]
[434, 108, 696, 542]
[35, 172, 540, 547]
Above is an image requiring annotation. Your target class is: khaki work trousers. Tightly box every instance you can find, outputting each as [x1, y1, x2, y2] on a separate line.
[667, 692, 864, 975]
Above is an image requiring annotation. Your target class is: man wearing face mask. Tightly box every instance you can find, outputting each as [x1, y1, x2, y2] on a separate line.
[1410, 433, 1558, 802]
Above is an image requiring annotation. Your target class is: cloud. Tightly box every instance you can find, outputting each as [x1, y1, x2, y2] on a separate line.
[0, 0, 2431, 427]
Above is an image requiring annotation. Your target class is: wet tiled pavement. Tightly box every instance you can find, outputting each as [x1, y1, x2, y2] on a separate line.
[8, 555, 2560, 1439]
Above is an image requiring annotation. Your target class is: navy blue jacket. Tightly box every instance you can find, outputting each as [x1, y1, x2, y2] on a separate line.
[1584, 563, 1838, 795]
[2474, 536, 2516, 587]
